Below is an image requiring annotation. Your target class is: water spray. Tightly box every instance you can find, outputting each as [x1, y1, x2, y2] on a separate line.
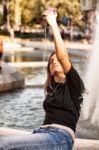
[41, 8, 57, 64]
[81, 0, 99, 126]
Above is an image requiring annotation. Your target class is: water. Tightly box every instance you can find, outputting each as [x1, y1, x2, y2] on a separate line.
[83, 14, 99, 126]
[0, 88, 44, 131]
[0, 67, 45, 130]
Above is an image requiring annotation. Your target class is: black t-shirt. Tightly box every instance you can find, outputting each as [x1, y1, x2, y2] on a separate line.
[43, 65, 85, 132]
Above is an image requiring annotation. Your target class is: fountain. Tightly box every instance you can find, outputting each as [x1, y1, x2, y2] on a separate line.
[0, 41, 25, 92]
[81, 0, 99, 126]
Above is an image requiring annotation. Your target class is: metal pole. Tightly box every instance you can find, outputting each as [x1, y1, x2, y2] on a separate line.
[15, 0, 21, 31]
[6, 0, 10, 29]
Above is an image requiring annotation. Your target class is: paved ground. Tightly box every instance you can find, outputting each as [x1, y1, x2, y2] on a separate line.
[2, 36, 92, 51]
[17, 38, 92, 51]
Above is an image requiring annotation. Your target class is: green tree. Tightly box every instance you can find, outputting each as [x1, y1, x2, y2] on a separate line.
[0, 0, 82, 27]
[44, 0, 82, 26]
[21, 0, 45, 26]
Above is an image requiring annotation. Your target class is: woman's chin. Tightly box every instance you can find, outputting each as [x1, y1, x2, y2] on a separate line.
[53, 70, 62, 75]
[51, 69, 63, 76]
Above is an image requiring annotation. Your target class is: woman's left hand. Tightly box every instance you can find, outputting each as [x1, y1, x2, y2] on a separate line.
[42, 7, 57, 27]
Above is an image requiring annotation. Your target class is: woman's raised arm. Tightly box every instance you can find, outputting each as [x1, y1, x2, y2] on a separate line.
[42, 8, 71, 73]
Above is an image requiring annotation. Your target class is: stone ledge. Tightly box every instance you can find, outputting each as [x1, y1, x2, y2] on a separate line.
[0, 62, 25, 92]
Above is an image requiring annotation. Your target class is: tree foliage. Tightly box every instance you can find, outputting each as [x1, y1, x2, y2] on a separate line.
[0, 0, 82, 27]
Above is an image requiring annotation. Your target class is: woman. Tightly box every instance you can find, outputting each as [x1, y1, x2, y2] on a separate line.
[0, 8, 85, 150]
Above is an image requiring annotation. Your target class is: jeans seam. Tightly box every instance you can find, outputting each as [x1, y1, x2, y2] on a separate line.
[56, 129, 74, 144]
[4, 142, 68, 150]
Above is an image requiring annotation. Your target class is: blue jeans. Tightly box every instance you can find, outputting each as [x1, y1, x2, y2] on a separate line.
[0, 126, 74, 150]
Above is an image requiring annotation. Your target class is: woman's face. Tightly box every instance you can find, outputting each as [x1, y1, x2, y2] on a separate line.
[49, 54, 63, 75]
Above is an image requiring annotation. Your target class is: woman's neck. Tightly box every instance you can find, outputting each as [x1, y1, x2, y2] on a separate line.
[54, 72, 66, 83]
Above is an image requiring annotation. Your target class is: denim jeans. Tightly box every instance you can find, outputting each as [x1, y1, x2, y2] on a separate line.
[0, 126, 74, 150]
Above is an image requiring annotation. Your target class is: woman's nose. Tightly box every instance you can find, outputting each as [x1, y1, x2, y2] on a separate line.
[53, 60, 57, 64]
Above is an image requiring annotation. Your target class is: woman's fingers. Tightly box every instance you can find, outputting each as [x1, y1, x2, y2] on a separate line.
[42, 8, 57, 17]
[47, 7, 57, 13]
[42, 10, 49, 17]
[41, 8, 57, 26]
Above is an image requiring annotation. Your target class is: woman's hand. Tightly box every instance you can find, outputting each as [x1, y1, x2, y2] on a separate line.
[42, 7, 57, 27]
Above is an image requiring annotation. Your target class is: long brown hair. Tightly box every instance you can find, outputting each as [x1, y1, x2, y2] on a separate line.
[0, 39, 3, 53]
[44, 51, 56, 94]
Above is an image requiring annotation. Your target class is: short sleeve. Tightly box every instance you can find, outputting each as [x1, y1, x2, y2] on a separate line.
[66, 65, 85, 109]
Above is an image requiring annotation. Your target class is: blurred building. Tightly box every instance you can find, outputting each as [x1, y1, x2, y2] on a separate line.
[80, 0, 99, 41]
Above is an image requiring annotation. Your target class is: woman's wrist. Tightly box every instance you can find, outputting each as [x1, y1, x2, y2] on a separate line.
[50, 22, 59, 33]
[50, 20, 58, 29]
